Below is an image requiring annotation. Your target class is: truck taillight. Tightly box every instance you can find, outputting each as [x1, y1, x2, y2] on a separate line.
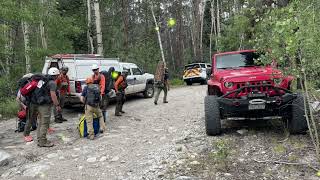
[75, 81, 82, 93]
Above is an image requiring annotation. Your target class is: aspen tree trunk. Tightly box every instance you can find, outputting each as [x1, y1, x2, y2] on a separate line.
[22, 21, 31, 73]
[199, 0, 207, 61]
[209, 0, 215, 60]
[216, 0, 221, 38]
[40, 0, 48, 49]
[150, 4, 165, 63]
[93, 0, 104, 55]
[87, 0, 94, 53]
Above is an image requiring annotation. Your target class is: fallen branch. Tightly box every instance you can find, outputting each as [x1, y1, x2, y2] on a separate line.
[253, 159, 319, 172]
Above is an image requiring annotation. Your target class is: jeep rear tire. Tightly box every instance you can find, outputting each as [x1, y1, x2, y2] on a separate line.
[143, 84, 154, 98]
[288, 93, 308, 134]
[205, 96, 221, 136]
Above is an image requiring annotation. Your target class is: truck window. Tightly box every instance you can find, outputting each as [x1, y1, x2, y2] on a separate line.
[132, 68, 142, 75]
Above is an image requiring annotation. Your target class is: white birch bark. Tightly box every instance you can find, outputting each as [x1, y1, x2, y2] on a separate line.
[199, 0, 207, 61]
[151, 4, 166, 63]
[93, 0, 103, 55]
[40, 0, 48, 49]
[87, 0, 94, 53]
[216, 0, 221, 38]
[22, 21, 31, 73]
[209, 0, 215, 59]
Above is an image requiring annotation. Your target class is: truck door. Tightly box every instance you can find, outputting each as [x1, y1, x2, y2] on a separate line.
[131, 67, 145, 93]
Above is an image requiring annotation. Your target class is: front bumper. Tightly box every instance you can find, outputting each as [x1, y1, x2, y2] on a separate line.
[217, 93, 297, 118]
[183, 76, 206, 82]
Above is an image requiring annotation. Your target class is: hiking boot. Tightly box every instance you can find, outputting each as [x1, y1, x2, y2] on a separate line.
[24, 135, 33, 142]
[38, 141, 54, 147]
[54, 118, 63, 123]
[120, 110, 125, 113]
[154, 102, 158, 105]
[115, 113, 122, 116]
[61, 117, 68, 122]
[163, 101, 168, 103]
[88, 135, 94, 140]
[99, 126, 106, 133]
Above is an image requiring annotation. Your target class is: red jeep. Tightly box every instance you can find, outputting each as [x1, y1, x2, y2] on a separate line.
[205, 50, 308, 135]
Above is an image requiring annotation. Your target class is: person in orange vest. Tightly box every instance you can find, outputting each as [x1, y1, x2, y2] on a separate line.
[91, 64, 105, 97]
[114, 70, 128, 116]
[54, 66, 70, 123]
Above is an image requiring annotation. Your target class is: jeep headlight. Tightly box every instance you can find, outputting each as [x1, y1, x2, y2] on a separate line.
[273, 78, 282, 85]
[224, 82, 234, 89]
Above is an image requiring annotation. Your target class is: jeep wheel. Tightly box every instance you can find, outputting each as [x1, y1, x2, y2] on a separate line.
[143, 84, 154, 98]
[288, 93, 308, 134]
[186, 80, 192, 86]
[205, 96, 221, 136]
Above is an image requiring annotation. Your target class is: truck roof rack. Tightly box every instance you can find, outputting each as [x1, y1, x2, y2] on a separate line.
[49, 54, 103, 59]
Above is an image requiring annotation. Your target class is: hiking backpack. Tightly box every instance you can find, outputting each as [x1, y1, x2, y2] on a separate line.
[30, 75, 53, 105]
[85, 84, 101, 107]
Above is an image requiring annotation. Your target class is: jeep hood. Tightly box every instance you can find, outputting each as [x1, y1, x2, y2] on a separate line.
[217, 66, 282, 82]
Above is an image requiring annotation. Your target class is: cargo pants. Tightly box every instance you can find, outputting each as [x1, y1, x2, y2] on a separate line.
[23, 103, 38, 136]
[85, 105, 106, 137]
[53, 93, 66, 120]
[154, 82, 168, 103]
[115, 91, 125, 115]
[100, 94, 110, 122]
[35, 104, 52, 145]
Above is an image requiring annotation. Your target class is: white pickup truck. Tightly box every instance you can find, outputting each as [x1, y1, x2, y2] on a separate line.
[119, 62, 154, 98]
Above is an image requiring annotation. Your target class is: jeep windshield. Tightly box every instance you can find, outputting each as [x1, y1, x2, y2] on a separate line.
[216, 52, 261, 69]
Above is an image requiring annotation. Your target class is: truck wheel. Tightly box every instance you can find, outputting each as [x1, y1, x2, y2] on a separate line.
[143, 84, 154, 98]
[288, 93, 308, 134]
[186, 80, 192, 86]
[205, 96, 221, 136]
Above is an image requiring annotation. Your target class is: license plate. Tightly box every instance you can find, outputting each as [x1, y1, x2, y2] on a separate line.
[249, 104, 265, 110]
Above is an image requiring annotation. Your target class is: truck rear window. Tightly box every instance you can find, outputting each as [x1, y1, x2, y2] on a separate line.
[185, 64, 200, 70]
[216, 52, 261, 69]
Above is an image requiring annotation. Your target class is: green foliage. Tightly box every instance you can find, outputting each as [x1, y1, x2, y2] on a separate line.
[0, 98, 19, 119]
[170, 78, 184, 87]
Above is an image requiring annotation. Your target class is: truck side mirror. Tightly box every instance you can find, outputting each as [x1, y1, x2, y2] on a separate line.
[206, 67, 212, 76]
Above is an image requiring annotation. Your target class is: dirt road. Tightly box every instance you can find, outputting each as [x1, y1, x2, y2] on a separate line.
[0, 85, 318, 180]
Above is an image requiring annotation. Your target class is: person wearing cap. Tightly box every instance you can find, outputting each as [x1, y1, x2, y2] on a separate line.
[114, 70, 128, 116]
[80, 77, 107, 140]
[54, 66, 70, 123]
[91, 64, 106, 97]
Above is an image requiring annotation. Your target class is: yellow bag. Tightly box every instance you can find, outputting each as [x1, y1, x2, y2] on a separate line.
[78, 113, 100, 137]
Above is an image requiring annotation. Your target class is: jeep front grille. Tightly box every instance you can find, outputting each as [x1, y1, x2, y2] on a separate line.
[236, 81, 272, 93]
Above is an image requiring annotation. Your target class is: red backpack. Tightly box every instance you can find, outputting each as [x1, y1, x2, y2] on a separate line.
[20, 79, 39, 96]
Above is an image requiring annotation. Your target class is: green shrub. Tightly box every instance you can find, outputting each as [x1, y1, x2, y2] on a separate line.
[0, 98, 19, 119]
[170, 78, 185, 87]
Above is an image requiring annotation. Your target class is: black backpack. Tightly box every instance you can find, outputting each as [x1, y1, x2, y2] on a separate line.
[30, 75, 53, 105]
[85, 84, 101, 107]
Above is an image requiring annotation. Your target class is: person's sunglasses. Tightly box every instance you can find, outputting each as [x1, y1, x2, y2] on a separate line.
[92, 69, 99, 72]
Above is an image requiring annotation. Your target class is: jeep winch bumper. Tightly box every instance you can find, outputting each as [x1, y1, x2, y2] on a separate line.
[216, 85, 297, 118]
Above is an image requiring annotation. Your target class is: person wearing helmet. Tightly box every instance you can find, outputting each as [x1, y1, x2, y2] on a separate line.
[114, 70, 129, 116]
[80, 77, 107, 140]
[30, 67, 61, 147]
[54, 66, 70, 123]
[91, 64, 106, 96]
[100, 67, 116, 122]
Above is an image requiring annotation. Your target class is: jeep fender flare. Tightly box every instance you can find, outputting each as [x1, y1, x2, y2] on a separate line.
[207, 79, 222, 96]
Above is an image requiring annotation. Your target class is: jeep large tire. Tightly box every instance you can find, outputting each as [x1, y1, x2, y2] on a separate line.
[143, 83, 154, 98]
[288, 93, 308, 134]
[205, 96, 221, 136]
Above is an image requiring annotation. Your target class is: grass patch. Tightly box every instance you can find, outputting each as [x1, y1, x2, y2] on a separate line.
[0, 97, 19, 119]
[208, 139, 232, 171]
[273, 144, 286, 154]
[170, 78, 185, 87]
